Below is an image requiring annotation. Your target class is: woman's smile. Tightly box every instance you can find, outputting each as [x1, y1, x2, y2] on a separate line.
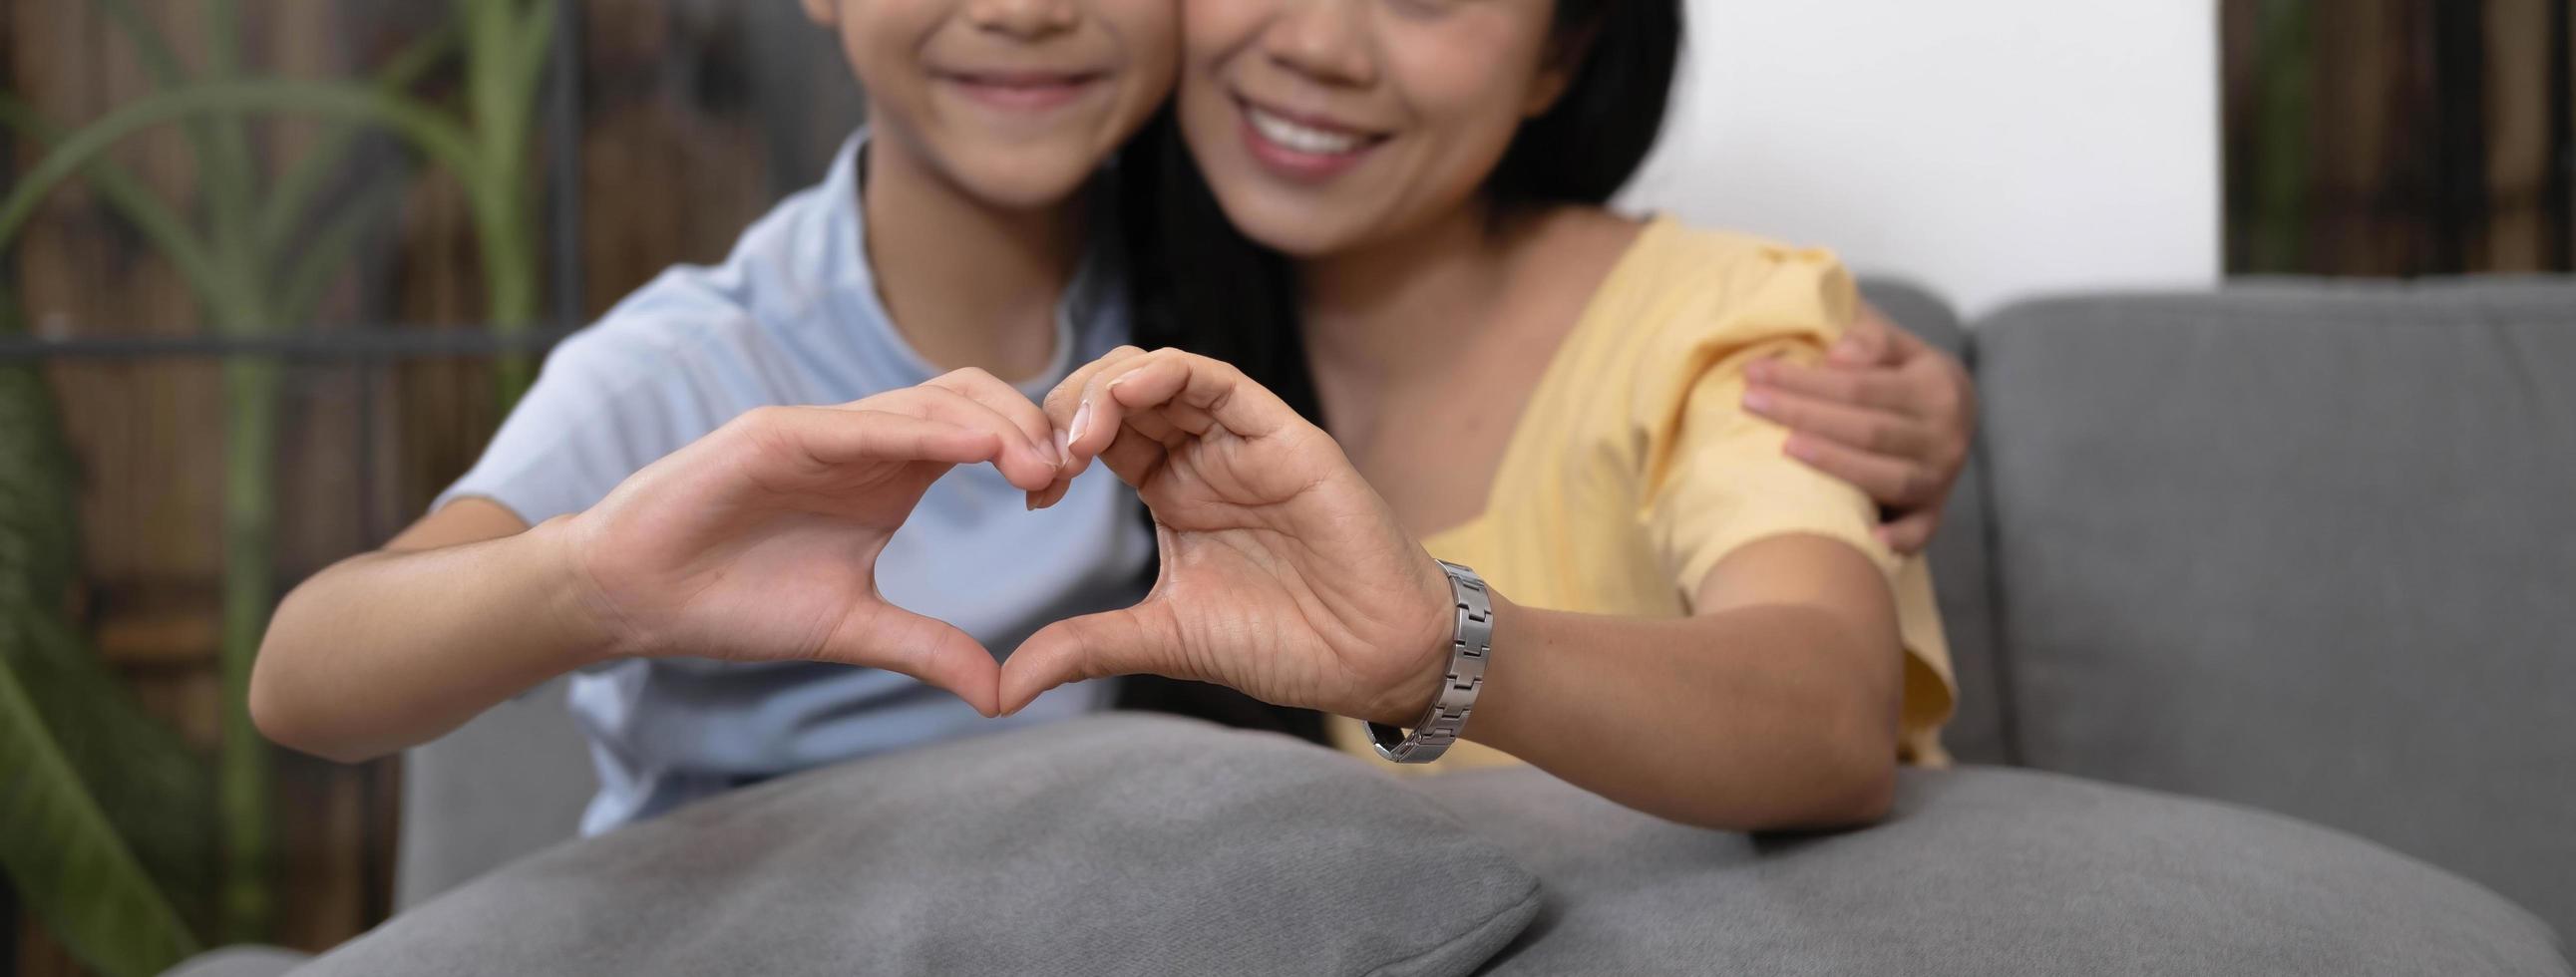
[1236, 95, 1389, 182]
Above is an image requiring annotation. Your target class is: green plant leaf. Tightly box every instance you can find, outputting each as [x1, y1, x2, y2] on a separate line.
[0, 600, 203, 977]
[0, 349, 218, 933]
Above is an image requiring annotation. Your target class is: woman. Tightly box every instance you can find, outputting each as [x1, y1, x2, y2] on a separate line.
[1008, 0, 1951, 830]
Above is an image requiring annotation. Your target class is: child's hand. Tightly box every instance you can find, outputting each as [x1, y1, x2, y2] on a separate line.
[561, 369, 1062, 717]
[1004, 348, 1456, 725]
[1741, 303, 1976, 554]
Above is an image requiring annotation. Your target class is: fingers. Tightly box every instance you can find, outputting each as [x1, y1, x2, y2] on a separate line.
[1783, 431, 1943, 507]
[1830, 303, 1898, 367]
[852, 384, 1059, 491]
[1877, 508, 1942, 556]
[748, 406, 1003, 471]
[923, 367, 1063, 470]
[817, 603, 1003, 718]
[1091, 349, 1301, 449]
[1091, 423, 1173, 489]
[1040, 345, 1150, 479]
[998, 607, 1168, 716]
[1742, 385, 1932, 460]
[1746, 356, 1914, 412]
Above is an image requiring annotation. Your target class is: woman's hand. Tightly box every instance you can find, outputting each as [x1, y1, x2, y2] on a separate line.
[562, 369, 1063, 717]
[1005, 347, 1455, 722]
[1740, 303, 1976, 554]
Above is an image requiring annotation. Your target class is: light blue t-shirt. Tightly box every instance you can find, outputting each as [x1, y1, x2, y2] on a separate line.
[436, 131, 1154, 834]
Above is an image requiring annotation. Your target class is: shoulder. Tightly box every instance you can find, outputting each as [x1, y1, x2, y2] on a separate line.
[543, 155, 867, 402]
[1590, 216, 1857, 353]
[1551, 217, 1856, 406]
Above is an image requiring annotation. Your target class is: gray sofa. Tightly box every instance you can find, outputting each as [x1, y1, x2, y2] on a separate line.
[172, 278, 2576, 975]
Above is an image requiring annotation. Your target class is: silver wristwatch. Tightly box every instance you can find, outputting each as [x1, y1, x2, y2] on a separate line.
[1368, 559, 1494, 764]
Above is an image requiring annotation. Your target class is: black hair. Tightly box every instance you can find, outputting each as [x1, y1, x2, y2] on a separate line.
[1121, 0, 1687, 427]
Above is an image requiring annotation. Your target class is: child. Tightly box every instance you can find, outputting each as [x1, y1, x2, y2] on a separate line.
[253, 0, 1183, 834]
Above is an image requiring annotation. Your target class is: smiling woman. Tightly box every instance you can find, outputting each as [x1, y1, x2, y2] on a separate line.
[1092, 0, 1957, 829]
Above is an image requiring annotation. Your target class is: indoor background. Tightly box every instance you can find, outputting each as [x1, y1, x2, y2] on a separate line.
[2, 2, 2570, 974]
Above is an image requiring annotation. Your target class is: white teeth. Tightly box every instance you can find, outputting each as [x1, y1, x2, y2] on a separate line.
[1248, 107, 1364, 156]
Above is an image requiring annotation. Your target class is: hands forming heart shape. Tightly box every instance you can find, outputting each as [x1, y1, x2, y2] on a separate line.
[561, 349, 1457, 727]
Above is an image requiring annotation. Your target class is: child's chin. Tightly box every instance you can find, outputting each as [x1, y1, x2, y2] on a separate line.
[948, 153, 1107, 212]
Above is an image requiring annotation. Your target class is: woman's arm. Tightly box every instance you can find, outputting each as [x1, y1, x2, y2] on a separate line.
[1010, 348, 1906, 831]
[252, 372, 1065, 764]
[1466, 535, 1902, 829]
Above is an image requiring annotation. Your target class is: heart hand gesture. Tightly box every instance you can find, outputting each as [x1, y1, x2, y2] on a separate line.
[1005, 348, 1455, 724]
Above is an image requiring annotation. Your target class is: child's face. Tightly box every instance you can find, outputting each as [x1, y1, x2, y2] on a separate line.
[804, 0, 1180, 210]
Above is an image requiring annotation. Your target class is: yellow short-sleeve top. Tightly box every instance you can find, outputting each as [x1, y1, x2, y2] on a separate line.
[1327, 215, 1958, 770]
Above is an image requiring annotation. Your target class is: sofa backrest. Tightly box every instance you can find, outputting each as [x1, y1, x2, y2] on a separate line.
[1970, 279, 2576, 936]
[397, 678, 593, 911]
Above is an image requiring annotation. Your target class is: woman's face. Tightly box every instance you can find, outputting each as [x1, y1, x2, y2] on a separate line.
[1176, 0, 1572, 257]
[804, 0, 1181, 210]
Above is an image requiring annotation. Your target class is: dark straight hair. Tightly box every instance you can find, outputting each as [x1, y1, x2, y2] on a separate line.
[1121, 0, 1687, 427]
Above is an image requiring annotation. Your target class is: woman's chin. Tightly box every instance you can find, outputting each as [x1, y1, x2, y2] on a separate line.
[1214, 196, 1367, 259]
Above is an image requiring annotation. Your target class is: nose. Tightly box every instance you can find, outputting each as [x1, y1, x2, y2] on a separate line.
[1261, 0, 1377, 89]
[963, 0, 1079, 39]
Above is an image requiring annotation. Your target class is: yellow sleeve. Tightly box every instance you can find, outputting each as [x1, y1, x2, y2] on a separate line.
[1633, 248, 1901, 597]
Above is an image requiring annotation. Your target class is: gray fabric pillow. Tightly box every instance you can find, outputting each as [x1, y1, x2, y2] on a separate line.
[1411, 766, 2570, 976]
[298, 715, 1540, 977]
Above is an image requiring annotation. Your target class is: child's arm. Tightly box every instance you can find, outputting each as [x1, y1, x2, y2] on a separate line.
[251, 373, 1064, 764]
[249, 499, 602, 763]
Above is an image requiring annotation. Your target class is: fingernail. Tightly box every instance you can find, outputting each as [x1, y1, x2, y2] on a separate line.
[1748, 360, 1773, 382]
[1068, 400, 1092, 446]
[1049, 429, 1069, 468]
[1785, 437, 1815, 461]
[1743, 390, 1773, 414]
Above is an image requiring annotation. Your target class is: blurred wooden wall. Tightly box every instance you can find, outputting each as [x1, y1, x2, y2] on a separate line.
[3, 2, 860, 973]
[2226, 0, 2576, 275]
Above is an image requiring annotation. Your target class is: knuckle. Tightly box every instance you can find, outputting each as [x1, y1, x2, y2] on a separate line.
[1899, 466, 1935, 501]
[1865, 420, 1898, 455]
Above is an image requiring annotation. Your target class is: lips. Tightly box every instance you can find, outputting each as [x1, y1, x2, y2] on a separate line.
[938, 69, 1105, 112]
[1234, 96, 1387, 181]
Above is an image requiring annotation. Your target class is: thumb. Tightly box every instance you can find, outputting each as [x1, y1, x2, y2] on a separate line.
[1000, 607, 1169, 716]
[818, 604, 1003, 718]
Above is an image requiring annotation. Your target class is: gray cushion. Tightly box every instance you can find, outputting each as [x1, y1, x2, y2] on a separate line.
[1972, 281, 2576, 938]
[1407, 766, 2570, 976]
[162, 947, 312, 977]
[303, 714, 1540, 977]
[1859, 278, 2009, 766]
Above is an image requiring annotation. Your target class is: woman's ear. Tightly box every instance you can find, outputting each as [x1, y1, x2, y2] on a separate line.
[800, 0, 839, 28]
[1523, 23, 1602, 118]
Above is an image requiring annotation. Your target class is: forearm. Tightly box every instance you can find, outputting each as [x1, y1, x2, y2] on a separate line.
[1452, 596, 1902, 831]
[249, 515, 613, 763]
